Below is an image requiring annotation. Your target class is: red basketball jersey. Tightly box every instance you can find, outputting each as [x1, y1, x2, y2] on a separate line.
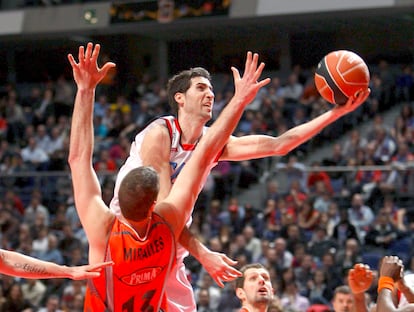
[84, 213, 176, 312]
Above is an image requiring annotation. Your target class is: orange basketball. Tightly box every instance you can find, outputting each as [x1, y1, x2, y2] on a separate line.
[314, 50, 370, 105]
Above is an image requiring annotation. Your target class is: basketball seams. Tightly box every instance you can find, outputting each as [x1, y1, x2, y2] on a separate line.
[327, 52, 350, 96]
[340, 63, 369, 86]
[314, 73, 334, 102]
[329, 51, 369, 96]
[326, 53, 352, 99]
[316, 57, 348, 105]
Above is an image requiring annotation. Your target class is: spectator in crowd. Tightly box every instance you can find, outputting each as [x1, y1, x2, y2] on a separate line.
[242, 225, 262, 263]
[347, 193, 375, 243]
[321, 143, 348, 193]
[280, 279, 310, 312]
[35, 124, 52, 152]
[306, 268, 333, 305]
[37, 293, 63, 312]
[38, 232, 65, 265]
[61, 280, 86, 311]
[297, 197, 321, 238]
[194, 274, 222, 312]
[331, 208, 360, 247]
[0, 282, 35, 311]
[381, 196, 407, 232]
[307, 161, 334, 195]
[334, 238, 363, 273]
[58, 223, 83, 264]
[24, 189, 50, 226]
[263, 198, 292, 241]
[241, 203, 265, 235]
[5, 89, 26, 144]
[31, 225, 50, 257]
[276, 156, 308, 194]
[33, 88, 56, 126]
[196, 287, 216, 312]
[307, 226, 338, 263]
[68, 293, 84, 312]
[219, 197, 245, 236]
[319, 252, 344, 292]
[294, 253, 316, 295]
[282, 223, 307, 255]
[273, 237, 294, 273]
[21, 136, 50, 170]
[364, 207, 405, 250]
[21, 278, 47, 309]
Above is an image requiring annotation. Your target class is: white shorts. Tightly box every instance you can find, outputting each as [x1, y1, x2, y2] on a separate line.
[166, 260, 196, 312]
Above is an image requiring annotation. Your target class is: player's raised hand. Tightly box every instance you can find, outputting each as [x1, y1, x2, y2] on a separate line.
[380, 255, 404, 281]
[231, 51, 271, 106]
[67, 42, 116, 90]
[200, 251, 242, 288]
[348, 263, 374, 294]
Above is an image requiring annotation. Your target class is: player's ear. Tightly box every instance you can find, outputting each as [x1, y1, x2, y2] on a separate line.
[174, 92, 184, 106]
[235, 287, 245, 300]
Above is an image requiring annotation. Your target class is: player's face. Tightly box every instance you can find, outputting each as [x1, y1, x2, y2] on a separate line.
[182, 77, 214, 121]
[332, 293, 353, 312]
[240, 268, 274, 306]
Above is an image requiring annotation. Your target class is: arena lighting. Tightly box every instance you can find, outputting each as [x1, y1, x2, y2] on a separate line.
[84, 8, 98, 24]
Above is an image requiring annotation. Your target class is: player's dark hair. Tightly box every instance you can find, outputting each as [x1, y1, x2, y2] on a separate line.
[235, 263, 267, 289]
[167, 67, 211, 116]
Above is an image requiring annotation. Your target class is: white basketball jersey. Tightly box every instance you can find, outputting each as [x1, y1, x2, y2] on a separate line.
[110, 116, 214, 260]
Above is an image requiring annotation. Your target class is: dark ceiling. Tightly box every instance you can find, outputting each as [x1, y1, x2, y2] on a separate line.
[2, 6, 414, 45]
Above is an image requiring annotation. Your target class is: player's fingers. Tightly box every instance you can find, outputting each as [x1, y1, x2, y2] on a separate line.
[357, 88, 370, 103]
[231, 66, 241, 82]
[67, 54, 76, 67]
[222, 255, 237, 265]
[213, 276, 224, 288]
[84, 42, 93, 65]
[249, 52, 259, 74]
[244, 51, 253, 73]
[91, 43, 101, 63]
[258, 77, 271, 88]
[88, 261, 114, 271]
[86, 271, 101, 277]
[78, 45, 85, 66]
[100, 62, 116, 76]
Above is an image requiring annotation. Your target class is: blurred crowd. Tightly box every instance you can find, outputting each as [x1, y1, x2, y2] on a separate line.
[0, 57, 412, 311]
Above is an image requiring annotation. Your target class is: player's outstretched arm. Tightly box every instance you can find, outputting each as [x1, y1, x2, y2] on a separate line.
[179, 227, 242, 287]
[68, 43, 117, 263]
[220, 88, 371, 161]
[158, 51, 270, 238]
[0, 249, 113, 280]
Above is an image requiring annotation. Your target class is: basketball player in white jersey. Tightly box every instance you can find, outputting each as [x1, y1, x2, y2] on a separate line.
[109, 58, 370, 311]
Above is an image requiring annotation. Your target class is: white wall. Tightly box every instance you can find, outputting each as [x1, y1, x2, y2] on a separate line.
[256, 0, 395, 16]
